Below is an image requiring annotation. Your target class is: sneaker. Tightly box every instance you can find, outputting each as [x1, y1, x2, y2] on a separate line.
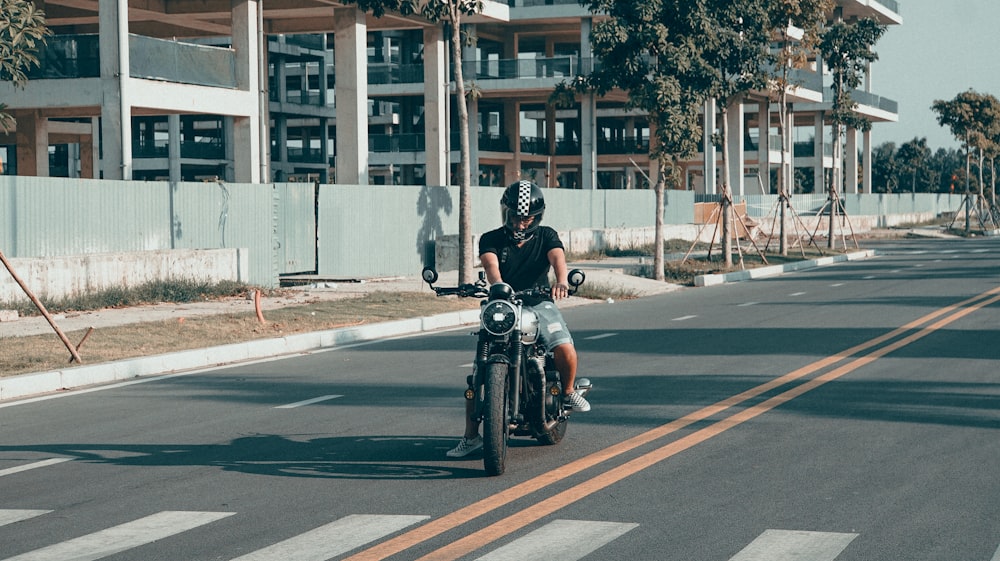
[565, 391, 591, 412]
[446, 435, 483, 458]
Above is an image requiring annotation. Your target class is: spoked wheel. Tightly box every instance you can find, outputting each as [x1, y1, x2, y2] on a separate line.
[482, 362, 510, 476]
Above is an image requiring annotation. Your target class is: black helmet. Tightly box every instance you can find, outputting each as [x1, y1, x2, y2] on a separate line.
[501, 180, 545, 242]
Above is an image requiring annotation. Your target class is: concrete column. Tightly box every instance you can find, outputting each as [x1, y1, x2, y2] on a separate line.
[462, 25, 480, 186]
[79, 118, 98, 179]
[168, 114, 181, 182]
[814, 112, 825, 194]
[13, 110, 48, 176]
[726, 98, 744, 196]
[758, 98, 770, 194]
[423, 26, 448, 187]
[98, 0, 131, 179]
[231, 0, 262, 183]
[862, 129, 872, 194]
[334, 7, 368, 185]
[703, 98, 717, 195]
[845, 126, 858, 194]
[579, 17, 597, 190]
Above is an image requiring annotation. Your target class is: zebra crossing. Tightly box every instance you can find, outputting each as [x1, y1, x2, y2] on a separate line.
[0, 507, 901, 561]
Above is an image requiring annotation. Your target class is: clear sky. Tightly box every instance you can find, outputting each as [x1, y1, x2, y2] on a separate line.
[870, 0, 1000, 151]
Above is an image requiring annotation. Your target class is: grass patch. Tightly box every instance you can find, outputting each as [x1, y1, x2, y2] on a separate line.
[2, 279, 252, 317]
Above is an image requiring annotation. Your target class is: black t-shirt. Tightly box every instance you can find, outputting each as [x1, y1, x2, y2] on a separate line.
[479, 226, 565, 298]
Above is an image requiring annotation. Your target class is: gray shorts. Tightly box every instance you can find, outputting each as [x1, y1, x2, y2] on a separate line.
[530, 301, 573, 351]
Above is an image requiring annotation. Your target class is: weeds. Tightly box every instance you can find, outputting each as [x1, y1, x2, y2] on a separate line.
[2, 279, 252, 317]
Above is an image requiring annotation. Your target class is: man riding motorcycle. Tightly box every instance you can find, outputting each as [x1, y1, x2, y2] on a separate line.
[447, 180, 591, 458]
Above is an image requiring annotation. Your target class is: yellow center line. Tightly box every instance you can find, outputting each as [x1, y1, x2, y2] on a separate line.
[345, 287, 1000, 561]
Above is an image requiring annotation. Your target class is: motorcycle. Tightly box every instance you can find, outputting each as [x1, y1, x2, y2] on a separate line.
[421, 267, 591, 476]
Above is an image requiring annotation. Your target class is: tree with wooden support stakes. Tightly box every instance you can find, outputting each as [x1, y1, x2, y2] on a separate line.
[932, 90, 1000, 234]
[764, 0, 833, 257]
[817, 14, 885, 250]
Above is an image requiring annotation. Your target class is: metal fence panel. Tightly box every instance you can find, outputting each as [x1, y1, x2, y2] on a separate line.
[170, 181, 277, 286]
[275, 182, 317, 275]
[0, 176, 171, 257]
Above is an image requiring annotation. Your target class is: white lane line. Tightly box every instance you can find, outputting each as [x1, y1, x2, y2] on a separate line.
[0, 510, 51, 527]
[990, 543, 1000, 561]
[0, 458, 71, 478]
[475, 520, 638, 561]
[728, 529, 858, 561]
[862, 275, 877, 280]
[972, 248, 990, 253]
[913, 263, 925, 268]
[584, 333, 617, 340]
[789, 291, 807, 296]
[738, 302, 758, 307]
[231, 514, 428, 561]
[830, 283, 845, 287]
[274, 395, 343, 409]
[672, 315, 697, 321]
[3, 511, 234, 561]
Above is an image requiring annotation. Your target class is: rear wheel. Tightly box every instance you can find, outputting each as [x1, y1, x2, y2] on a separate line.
[535, 387, 567, 445]
[482, 362, 509, 476]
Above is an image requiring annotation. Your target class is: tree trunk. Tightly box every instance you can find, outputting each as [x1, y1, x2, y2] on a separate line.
[719, 99, 732, 267]
[653, 160, 666, 281]
[451, 17, 474, 284]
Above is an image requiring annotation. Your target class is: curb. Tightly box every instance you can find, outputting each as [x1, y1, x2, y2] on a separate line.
[693, 249, 877, 287]
[1, 251, 878, 402]
[0, 308, 481, 403]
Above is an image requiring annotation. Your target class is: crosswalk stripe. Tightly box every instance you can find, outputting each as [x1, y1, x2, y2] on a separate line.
[0, 458, 71, 478]
[0, 510, 50, 527]
[473, 520, 638, 561]
[230, 514, 429, 561]
[2, 510, 234, 561]
[728, 529, 858, 561]
[991, 543, 1000, 561]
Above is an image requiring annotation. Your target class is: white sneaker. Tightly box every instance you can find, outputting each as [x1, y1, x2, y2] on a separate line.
[565, 392, 591, 412]
[446, 435, 483, 458]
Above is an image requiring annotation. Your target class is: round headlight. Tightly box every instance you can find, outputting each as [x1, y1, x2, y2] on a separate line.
[482, 300, 517, 336]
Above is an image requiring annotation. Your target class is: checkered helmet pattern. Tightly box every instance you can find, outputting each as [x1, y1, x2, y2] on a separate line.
[501, 180, 545, 241]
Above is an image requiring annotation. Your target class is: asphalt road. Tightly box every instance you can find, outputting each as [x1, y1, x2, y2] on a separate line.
[1, 236, 998, 561]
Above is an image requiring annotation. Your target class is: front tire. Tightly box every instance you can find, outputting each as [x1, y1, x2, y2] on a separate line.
[482, 362, 509, 476]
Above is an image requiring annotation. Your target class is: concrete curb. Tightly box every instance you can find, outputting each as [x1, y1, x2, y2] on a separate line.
[1, 251, 879, 402]
[0, 308, 481, 402]
[694, 249, 877, 287]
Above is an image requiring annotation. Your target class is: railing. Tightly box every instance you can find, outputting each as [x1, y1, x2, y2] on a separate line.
[367, 62, 425, 85]
[24, 34, 100, 79]
[462, 56, 593, 81]
[824, 88, 899, 114]
[369, 133, 425, 153]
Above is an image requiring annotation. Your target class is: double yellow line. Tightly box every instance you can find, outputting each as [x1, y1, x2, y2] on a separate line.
[346, 286, 1000, 561]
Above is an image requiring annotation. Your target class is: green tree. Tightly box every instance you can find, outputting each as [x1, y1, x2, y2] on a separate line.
[765, 0, 833, 255]
[895, 137, 931, 193]
[347, 0, 483, 283]
[702, 0, 776, 266]
[819, 15, 885, 246]
[932, 90, 1000, 232]
[565, 0, 713, 280]
[0, 0, 50, 133]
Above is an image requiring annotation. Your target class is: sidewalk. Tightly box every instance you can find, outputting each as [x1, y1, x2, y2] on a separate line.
[0, 252, 875, 402]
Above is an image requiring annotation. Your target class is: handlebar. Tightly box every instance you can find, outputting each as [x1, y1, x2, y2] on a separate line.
[421, 267, 585, 301]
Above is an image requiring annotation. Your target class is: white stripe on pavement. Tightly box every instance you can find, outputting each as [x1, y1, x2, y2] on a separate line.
[0, 510, 50, 527]
[275, 395, 343, 409]
[584, 333, 617, 340]
[3, 511, 234, 561]
[231, 514, 428, 560]
[990, 543, 1000, 561]
[672, 315, 697, 321]
[474, 520, 638, 561]
[729, 529, 858, 561]
[0, 458, 71, 478]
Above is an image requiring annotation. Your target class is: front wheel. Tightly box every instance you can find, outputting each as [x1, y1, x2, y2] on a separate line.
[482, 362, 510, 476]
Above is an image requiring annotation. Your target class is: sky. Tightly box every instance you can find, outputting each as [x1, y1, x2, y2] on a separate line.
[870, 0, 1000, 151]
